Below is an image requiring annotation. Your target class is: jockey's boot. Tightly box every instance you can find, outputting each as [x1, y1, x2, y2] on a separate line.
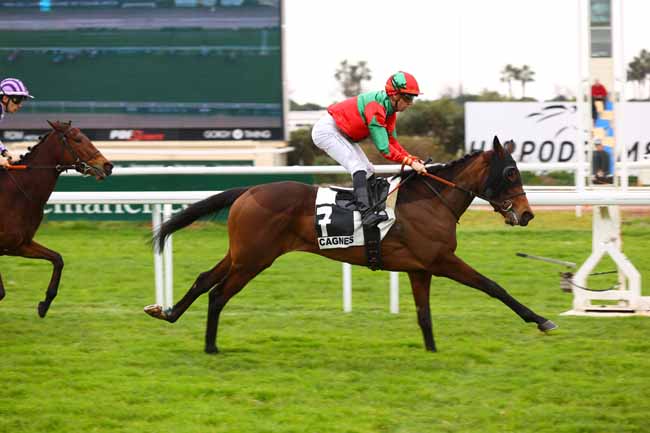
[353, 170, 388, 227]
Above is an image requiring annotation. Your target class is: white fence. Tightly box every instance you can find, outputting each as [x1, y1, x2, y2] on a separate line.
[48, 187, 650, 314]
[60, 160, 650, 177]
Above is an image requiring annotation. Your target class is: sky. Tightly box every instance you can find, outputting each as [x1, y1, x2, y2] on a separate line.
[284, 0, 650, 106]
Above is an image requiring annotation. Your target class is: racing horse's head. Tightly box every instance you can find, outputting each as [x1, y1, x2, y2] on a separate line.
[47, 120, 113, 180]
[482, 136, 534, 226]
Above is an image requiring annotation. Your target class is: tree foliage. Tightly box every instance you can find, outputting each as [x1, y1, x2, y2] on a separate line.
[287, 89, 517, 166]
[289, 99, 325, 111]
[396, 98, 465, 155]
[287, 127, 323, 166]
[334, 60, 372, 98]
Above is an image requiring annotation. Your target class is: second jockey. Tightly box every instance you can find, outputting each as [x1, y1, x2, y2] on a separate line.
[0, 78, 34, 168]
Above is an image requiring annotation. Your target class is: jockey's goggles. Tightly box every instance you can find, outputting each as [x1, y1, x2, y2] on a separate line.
[401, 93, 417, 102]
[8, 95, 26, 105]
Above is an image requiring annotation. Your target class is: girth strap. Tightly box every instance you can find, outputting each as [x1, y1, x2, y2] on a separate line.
[362, 224, 382, 271]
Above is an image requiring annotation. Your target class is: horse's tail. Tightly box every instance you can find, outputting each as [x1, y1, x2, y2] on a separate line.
[153, 187, 250, 252]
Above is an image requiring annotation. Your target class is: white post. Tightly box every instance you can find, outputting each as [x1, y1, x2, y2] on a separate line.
[162, 204, 174, 309]
[152, 204, 164, 306]
[389, 272, 399, 314]
[575, 0, 589, 217]
[342, 263, 352, 312]
[612, 0, 628, 189]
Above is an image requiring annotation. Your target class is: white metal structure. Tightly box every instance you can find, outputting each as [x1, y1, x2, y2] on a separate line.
[47, 188, 650, 314]
[567, 205, 649, 315]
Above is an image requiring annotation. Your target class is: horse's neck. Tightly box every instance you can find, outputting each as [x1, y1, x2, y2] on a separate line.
[447, 156, 488, 215]
[14, 138, 62, 204]
[399, 154, 486, 222]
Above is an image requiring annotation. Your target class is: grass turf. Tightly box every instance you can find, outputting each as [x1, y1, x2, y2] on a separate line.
[1, 210, 649, 433]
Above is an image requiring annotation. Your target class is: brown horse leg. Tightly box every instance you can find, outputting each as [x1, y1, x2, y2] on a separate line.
[14, 241, 64, 318]
[434, 253, 557, 332]
[407, 271, 436, 352]
[144, 254, 232, 323]
[204, 263, 268, 354]
[0, 272, 5, 301]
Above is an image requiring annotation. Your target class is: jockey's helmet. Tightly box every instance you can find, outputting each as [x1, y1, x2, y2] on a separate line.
[385, 71, 421, 96]
[0, 78, 34, 99]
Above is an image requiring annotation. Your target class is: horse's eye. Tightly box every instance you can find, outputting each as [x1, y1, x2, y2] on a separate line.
[503, 167, 517, 181]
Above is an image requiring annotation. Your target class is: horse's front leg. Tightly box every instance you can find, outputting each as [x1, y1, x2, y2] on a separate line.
[407, 271, 436, 352]
[434, 253, 557, 332]
[13, 241, 64, 318]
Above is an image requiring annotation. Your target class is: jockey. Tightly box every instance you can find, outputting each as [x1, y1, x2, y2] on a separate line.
[312, 71, 427, 227]
[0, 78, 33, 168]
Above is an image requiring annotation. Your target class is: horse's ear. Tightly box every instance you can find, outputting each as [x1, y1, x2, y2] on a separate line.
[47, 120, 56, 130]
[493, 135, 505, 158]
[504, 140, 515, 154]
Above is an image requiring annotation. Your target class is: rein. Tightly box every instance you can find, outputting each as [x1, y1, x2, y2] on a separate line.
[376, 161, 524, 220]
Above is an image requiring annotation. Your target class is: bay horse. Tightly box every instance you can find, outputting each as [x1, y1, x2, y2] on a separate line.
[145, 136, 557, 354]
[0, 120, 113, 317]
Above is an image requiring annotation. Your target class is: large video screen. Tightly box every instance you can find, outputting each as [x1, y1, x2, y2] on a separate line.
[0, 0, 283, 142]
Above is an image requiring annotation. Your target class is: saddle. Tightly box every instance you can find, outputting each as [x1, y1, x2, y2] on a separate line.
[315, 176, 395, 270]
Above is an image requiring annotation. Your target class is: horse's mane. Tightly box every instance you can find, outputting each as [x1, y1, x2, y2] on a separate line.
[15, 133, 51, 165]
[426, 150, 484, 177]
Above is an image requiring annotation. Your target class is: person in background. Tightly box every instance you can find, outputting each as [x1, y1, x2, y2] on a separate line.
[311, 71, 427, 227]
[591, 79, 608, 124]
[592, 139, 611, 184]
[0, 78, 34, 168]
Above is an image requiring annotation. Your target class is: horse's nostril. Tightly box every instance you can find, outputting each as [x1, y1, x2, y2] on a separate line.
[521, 211, 534, 226]
[104, 163, 114, 175]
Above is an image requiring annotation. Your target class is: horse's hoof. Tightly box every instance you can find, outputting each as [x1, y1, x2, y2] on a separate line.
[37, 302, 48, 318]
[205, 346, 219, 355]
[538, 320, 558, 332]
[143, 304, 168, 320]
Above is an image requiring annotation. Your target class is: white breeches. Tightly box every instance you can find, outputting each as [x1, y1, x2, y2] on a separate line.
[311, 113, 374, 178]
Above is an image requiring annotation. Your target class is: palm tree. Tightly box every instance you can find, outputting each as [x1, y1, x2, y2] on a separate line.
[642, 49, 650, 99]
[626, 49, 650, 99]
[519, 65, 535, 98]
[627, 56, 645, 99]
[499, 64, 519, 98]
[334, 60, 372, 98]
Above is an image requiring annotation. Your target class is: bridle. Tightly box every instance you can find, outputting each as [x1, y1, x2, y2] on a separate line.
[55, 129, 103, 177]
[418, 163, 526, 222]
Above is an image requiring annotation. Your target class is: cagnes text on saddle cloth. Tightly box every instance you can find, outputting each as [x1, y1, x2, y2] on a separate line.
[314, 177, 399, 250]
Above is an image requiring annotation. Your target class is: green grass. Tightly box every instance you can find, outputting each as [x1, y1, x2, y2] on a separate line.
[1, 211, 650, 433]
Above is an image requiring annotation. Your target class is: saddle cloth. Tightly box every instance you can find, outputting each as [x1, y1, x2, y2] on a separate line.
[315, 177, 400, 250]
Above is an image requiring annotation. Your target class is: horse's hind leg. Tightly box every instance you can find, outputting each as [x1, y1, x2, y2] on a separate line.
[14, 241, 63, 318]
[204, 263, 269, 354]
[0, 272, 5, 302]
[144, 253, 232, 323]
[434, 253, 557, 332]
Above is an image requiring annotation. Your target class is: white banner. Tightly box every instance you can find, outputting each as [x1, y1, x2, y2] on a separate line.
[465, 102, 650, 163]
[614, 103, 650, 163]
